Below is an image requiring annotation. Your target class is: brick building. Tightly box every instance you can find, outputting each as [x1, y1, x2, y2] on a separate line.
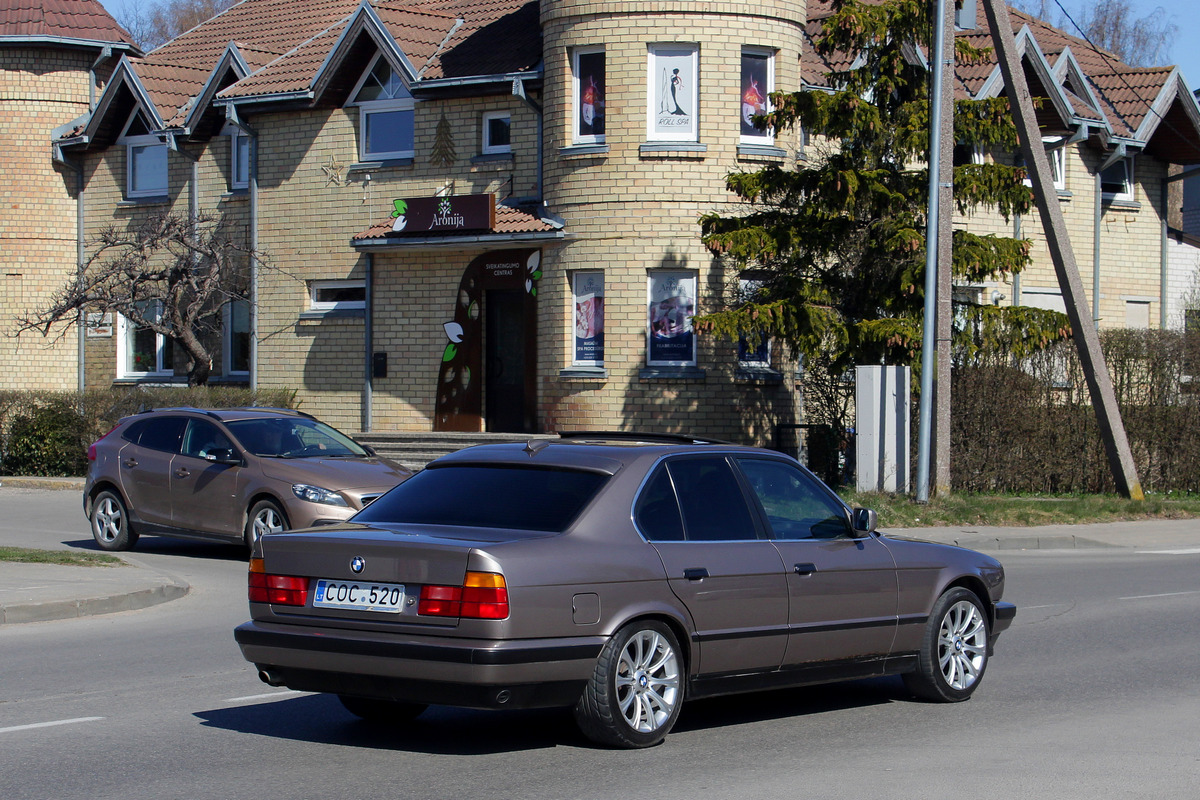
[0, 0, 137, 390]
[9, 0, 1200, 439]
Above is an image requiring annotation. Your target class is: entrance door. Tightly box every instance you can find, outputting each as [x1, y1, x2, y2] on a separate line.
[485, 288, 528, 432]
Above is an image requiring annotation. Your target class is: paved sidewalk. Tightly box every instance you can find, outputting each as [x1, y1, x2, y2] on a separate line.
[2, 473, 1198, 625]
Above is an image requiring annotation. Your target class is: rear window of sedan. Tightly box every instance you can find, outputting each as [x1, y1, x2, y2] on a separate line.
[352, 465, 609, 533]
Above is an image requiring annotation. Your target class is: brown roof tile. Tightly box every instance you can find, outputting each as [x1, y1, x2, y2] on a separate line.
[0, 0, 135, 47]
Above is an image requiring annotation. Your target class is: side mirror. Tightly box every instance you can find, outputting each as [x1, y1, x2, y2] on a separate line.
[362, 444, 377, 457]
[851, 507, 878, 535]
[205, 448, 242, 466]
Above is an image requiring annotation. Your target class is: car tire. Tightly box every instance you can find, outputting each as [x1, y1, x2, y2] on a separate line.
[574, 620, 684, 748]
[904, 587, 990, 702]
[89, 489, 139, 551]
[245, 499, 289, 548]
[337, 694, 426, 723]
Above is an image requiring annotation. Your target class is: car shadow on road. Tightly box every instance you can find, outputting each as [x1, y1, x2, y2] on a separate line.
[62, 536, 249, 562]
[195, 693, 585, 754]
[196, 677, 907, 754]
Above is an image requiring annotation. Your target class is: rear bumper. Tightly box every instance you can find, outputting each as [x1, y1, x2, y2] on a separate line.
[234, 620, 605, 710]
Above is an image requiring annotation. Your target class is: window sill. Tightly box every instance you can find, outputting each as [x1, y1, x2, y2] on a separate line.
[348, 159, 415, 172]
[560, 144, 609, 158]
[737, 143, 787, 160]
[1103, 197, 1141, 211]
[559, 367, 608, 380]
[639, 142, 707, 158]
[299, 309, 366, 321]
[472, 153, 513, 164]
[118, 196, 169, 206]
[639, 366, 706, 380]
[736, 366, 784, 384]
[221, 189, 249, 200]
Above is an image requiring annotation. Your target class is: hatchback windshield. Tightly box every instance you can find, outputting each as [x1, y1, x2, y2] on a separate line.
[354, 465, 609, 532]
[225, 417, 368, 458]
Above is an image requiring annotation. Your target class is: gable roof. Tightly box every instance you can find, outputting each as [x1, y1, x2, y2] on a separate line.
[802, 0, 1200, 163]
[0, 0, 138, 51]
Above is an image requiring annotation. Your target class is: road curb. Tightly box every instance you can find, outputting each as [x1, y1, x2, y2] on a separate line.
[0, 576, 190, 625]
[930, 533, 1117, 552]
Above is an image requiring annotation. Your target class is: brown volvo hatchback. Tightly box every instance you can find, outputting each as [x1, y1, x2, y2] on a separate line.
[84, 407, 412, 551]
[235, 433, 1014, 748]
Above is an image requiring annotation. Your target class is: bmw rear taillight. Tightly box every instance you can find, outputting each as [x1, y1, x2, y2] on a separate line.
[419, 571, 508, 620]
[248, 558, 309, 606]
[87, 425, 119, 462]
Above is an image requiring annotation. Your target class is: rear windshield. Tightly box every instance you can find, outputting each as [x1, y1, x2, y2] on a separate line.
[353, 465, 608, 533]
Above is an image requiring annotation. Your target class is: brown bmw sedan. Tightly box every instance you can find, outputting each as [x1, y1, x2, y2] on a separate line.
[235, 433, 1014, 748]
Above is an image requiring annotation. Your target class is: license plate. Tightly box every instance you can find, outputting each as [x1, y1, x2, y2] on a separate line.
[313, 578, 405, 613]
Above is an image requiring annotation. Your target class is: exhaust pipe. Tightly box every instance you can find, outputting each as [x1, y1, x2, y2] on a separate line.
[258, 668, 284, 686]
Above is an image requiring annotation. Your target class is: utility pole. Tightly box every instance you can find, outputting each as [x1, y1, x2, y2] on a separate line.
[980, 0, 1144, 499]
[932, 0, 955, 497]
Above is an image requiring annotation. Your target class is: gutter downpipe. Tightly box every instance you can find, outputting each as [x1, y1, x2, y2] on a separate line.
[364, 253, 373, 433]
[916, 0, 948, 503]
[226, 105, 259, 390]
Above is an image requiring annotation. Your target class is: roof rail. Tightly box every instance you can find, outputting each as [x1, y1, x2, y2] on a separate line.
[557, 431, 737, 445]
[227, 406, 316, 419]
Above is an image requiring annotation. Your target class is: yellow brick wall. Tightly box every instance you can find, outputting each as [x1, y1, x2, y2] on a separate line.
[0, 48, 96, 390]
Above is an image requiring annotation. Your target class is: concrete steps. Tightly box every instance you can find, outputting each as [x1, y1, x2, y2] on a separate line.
[350, 431, 557, 472]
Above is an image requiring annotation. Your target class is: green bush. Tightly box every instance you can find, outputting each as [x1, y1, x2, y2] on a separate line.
[0, 386, 298, 477]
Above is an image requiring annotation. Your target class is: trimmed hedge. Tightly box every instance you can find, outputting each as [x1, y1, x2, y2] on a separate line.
[0, 386, 297, 477]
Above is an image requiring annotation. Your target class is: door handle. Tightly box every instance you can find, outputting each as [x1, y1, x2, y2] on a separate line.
[793, 563, 817, 576]
[174, 468, 190, 478]
[683, 568, 709, 581]
[122, 458, 138, 468]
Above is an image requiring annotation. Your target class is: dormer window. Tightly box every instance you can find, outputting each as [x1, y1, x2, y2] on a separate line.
[349, 53, 415, 161]
[118, 110, 167, 199]
[1101, 157, 1134, 201]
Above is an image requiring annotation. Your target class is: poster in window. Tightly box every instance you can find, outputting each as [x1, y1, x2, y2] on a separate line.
[740, 52, 770, 138]
[577, 51, 605, 139]
[647, 272, 696, 366]
[737, 277, 770, 365]
[650, 47, 697, 141]
[574, 272, 605, 366]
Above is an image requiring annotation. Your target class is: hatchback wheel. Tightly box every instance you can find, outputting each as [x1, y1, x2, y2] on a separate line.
[904, 587, 990, 702]
[89, 489, 139, 551]
[338, 695, 426, 723]
[575, 620, 683, 748]
[245, 500, 289, 548]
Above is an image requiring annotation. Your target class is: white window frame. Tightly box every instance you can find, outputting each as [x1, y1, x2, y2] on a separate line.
[230, 132, 250, 190]
[1101, 156, 1135, 201]
[223, 299, 251, 376]
[116, 303, 173, 378]
[1019, 137, 1065, 191]
[309, 280, 366, 312]
[347, 53, 415, 161]
[118, 109, 167, 199]
[739, 47, 774, 145]
[572, 271, 605, 367]
[647, 43, 699, 143]
[646, 271, 698, 368]
[572, 46, 606, 145]
[481, 110, 512, 155]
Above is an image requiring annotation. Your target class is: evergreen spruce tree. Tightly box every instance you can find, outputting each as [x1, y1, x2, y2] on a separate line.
[698, 0, 1071, 386]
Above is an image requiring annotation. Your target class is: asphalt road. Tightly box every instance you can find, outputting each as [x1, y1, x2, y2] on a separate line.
[1, 490, 1198, 798]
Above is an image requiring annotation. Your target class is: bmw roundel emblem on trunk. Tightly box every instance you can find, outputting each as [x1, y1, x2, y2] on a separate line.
[350, 556, 365, 574]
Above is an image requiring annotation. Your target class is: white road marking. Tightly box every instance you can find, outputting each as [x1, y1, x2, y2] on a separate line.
[1119, 590, 1200, 601]
[0, 717, 104, 734]
[1137, 548, 1200, 555]
[224, 690, 305, 703]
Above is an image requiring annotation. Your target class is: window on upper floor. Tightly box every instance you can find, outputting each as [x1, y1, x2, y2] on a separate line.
[572, 271, 605, 367]
[231, 132, 250, 190]
[482, 110, 512, 155]
[736, 277, 771, 369]
[573, 47, 606, 144]
[1016, 137, 1066, 191]
[117, 301, 174, 378]
[349, 53, 415, 161]
[740, 48, 774, 144]
[1101, 156, 1134, 201]
[118, 110, 167, 199]
[647, 271, 697, 367]
[647, 43, 699, 143]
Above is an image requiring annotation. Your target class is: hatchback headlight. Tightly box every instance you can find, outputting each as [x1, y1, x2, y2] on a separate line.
[292, 484, 349, 507]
